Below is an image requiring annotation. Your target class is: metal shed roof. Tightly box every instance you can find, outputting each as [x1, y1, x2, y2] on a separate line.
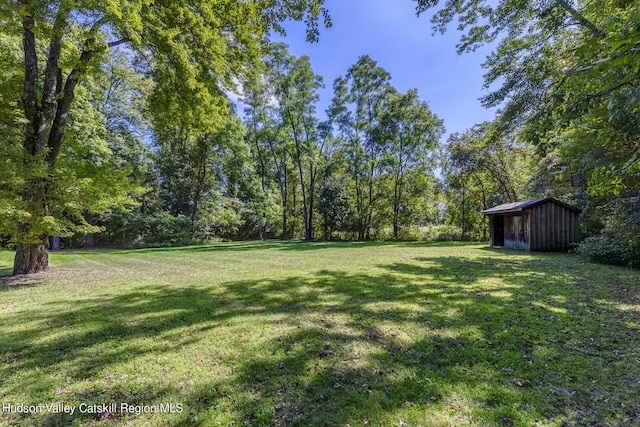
[482, 197, 581, 215]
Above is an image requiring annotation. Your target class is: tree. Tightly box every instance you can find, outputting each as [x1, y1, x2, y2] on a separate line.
[3, 0, 329, 274]
[378, 88, 444, 238]
[0, 32, 143, 267]
[268, 44, 323, 240]
[412, 0, 639, 182]
[329, 55, 392, 240]
[443, 122, 532, 239]
[242, 65, 294, 239]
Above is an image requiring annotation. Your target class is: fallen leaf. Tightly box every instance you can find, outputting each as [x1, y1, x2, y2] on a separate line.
[551, 387, 575, 396]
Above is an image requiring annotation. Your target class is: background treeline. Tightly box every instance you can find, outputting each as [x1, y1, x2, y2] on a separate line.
[55, 46, 452, 248]
[1, 0, 638, 268]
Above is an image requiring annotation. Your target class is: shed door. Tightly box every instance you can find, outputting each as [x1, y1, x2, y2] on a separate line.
[494, 216, 504, 246]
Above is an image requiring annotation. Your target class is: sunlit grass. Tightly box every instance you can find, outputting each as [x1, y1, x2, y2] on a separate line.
[0, 241, 638, 426]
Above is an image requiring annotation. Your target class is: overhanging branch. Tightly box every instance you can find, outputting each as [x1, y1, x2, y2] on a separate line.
[555, 0, 606, 39]
[108, 38, 131, 48]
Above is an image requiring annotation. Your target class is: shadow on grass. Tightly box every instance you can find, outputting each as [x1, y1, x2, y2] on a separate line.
[65, 240, 471, 257]
[0, 273, 47, 290]
[0, 253, 638, 426]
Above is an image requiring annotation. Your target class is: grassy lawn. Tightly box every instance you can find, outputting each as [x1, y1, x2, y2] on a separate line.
[0, 241, 639, 426]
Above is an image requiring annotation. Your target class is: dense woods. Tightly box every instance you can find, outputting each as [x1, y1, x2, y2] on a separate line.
[1, 0, 639, 273]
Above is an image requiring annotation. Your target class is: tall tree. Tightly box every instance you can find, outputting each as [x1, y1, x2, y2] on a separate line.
[378, 88, 444, 238]
[242, 70, 294, 239]
[268, 44, 323, 240]
[329, 55, 392, 240]
[3, 0, 329, 274]
[0, 31, 144, 266]
[443, 122, 533, 239]
[241, 65, 283, 239]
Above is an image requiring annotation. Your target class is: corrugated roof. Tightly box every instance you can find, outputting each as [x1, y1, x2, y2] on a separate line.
[482, 197, 581, 215]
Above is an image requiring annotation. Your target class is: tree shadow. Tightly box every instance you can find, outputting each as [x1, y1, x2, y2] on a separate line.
[64, 240, 459, 257]
[0, 253, 638, 426]
[0, 273, 46, 289]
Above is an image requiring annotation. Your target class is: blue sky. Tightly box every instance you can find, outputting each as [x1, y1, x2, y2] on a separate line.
[272, 0, 498, 138]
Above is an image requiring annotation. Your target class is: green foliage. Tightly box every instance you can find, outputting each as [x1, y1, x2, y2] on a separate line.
[317, 183, 351, 239]
[417, 0, 640, 263]
[239, 50, 447, 243]
[442, 122, 533, 239]
[135, 0, 328, 135]
[378, 88, 444, 237]
[578, 196, 640, 267]
[2, 0, 330, 272]
[329, 56, 394, 239]
[153, 111, 257, 239]
[0, 45, 144, 244]
[267, 43, 324, 240]
[101, 210, 192, 248]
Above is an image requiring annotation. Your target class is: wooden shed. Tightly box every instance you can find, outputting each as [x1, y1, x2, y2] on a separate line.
[482, 197, 581, 252]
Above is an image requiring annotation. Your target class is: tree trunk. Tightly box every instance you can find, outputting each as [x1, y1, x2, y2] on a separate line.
[190, 137, 209, 231]
[49, 236, 62, 251]
[281, 147, 288, 239]
[392, 171, 401, 239]
[84, 213, 96, 248]
[308, 169, 315, 240]
[461, 180, 466, 239]
[16, 7, 106, 275]
[474, 173, 488, 241]
[13, 241, 49, 275]
[294, 143, 310, 240]
[85, 233, 96, 248]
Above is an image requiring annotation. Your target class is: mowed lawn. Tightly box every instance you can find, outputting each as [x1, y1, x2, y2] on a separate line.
[0, 242, 639, 427]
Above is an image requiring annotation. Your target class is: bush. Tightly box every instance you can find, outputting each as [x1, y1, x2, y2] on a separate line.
[578, 196, 640, 268]
[579, 234, 640, 268]
[418, 225, 477, 242]
[99, 210, 191, 248]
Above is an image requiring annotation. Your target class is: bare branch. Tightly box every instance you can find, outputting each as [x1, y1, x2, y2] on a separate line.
[108, 38, 131, 48]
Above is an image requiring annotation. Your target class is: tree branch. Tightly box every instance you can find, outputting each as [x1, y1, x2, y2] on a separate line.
[108, 38, 131, 48]
[555, 0, 606, 39]
[39, 8, 71, 152]
[42, 9, 69, 109]
[21, 0, 39, 155]
[46, 19, 108, 167]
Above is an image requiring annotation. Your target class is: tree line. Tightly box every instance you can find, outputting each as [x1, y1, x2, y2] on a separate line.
[1, 0, 638, 274]
[58, 47, 448, 247]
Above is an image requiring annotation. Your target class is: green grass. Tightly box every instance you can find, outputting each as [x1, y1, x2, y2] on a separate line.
[0, 241, 639, 426]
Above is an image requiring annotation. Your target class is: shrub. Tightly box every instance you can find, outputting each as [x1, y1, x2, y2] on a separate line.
[578, 196, 640, 268]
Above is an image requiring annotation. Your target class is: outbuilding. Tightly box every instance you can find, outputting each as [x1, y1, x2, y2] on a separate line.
[482, 197, 581, 251]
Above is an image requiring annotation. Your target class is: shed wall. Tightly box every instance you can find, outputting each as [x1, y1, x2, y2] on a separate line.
[527, 202, 580, 251]
[502, 213, 530, 251]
